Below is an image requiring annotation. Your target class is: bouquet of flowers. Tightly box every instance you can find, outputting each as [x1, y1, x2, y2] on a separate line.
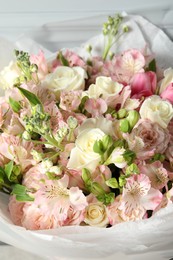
[0, 13, 173, 259]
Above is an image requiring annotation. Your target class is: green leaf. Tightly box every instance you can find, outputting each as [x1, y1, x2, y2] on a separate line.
[9, 97, 22, 113]
[102, 135, 113, 151]
[93, 139, 104, 155]
[106, 178, 119, 189]
[82, 168, 91, 184]
[97, 192, 115, 205]
[17, 87, 42, 108]
[78, 96, 89, 113]
[58, 51, 69, 66]
[4, 161, 14, 181]
[123, 149, 136, 165]
[11, 184, 34, 202]
[145, 59, 156, 73]
[125, 163, 139, 175]
[0, 167, 5, 184]
[90, 182, 105, 196]
[149, 153, 165, 163]
[114, 139, 126, 148]
[119, 175, 126, 187]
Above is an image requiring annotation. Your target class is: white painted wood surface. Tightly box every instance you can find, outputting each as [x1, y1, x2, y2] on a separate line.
[0, 0, 173, 46]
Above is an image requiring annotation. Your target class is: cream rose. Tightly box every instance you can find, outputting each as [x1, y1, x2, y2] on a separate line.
[87, 76, 123, 100]
[67, 117, 115, 172]
[44, 66, 87, 98]
[0, 61, 20, 89]
[84, 202, 109, 227]
[140, 95, 173, 128]
[159, 68, 173, 94]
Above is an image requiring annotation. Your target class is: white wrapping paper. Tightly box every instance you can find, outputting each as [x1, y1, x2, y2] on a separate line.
[0, 14, 173, 260]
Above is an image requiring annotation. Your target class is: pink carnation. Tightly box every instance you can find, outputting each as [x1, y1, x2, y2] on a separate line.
[124, 119, 170, 160]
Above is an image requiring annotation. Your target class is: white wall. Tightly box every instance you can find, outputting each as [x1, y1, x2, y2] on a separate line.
[0, 0, 173, 50]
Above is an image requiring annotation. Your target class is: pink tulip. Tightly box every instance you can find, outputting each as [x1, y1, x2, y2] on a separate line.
[160, 83, 173, 104]
[131, 71, 157, 99]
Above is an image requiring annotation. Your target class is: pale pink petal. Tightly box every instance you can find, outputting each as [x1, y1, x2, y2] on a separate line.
[141, 188, 163, 210]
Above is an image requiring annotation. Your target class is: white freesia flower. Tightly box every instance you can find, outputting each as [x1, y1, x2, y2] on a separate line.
[105, 147, 127, 168]
[159, 68, 173, 94]
[139, 95, 173, 128]
[84, 202, 109, 227]
[43, 66, 87, 98]
[67, 117, 115, 172]
[87, 76, 123, 99]
[0, 61, 20, 89]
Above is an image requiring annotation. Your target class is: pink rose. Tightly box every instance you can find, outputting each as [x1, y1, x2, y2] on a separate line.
[131, 71, 157, 99]
[160, 83, 173, 104]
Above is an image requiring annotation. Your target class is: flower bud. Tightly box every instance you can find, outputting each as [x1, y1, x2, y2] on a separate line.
[22, 131, 31, 140]
[67, 116, 78, 129]
[117, 108, 127, 119]
[119, 118, 130, 133]
[126, 110, 139, 129]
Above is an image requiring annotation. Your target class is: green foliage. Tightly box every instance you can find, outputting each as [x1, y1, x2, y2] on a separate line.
[57, 51, 69, 66]
[17, 87, 42, 108]
[11, 184, 34, 202]
[123, 149, 136, 165]
[145, 59, 156, 73]
[9, 97, 22, 113]
[105, 178, 119, 189]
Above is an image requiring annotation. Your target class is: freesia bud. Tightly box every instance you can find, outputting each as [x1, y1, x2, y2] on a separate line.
[126, 110, 139, 129]
[119, 118, 130, 133]
[117, 108, 127, 119]
[22, 131, 31, 140]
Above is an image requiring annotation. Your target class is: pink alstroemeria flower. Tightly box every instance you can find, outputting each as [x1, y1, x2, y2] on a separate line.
[30, 50, 48, 80]
[85, 98, 107, 117]
[139, 161, 169, 190]
[104, 49, 145, 84]
[60, 90, 82, 112]
[120, 174, 163, 219]
[21, 175, 87, 230]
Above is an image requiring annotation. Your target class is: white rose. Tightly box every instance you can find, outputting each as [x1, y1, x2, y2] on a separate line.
[67, 128, 105, 172]
[87, 76, 123, 101]
[84, 202, 109, 227]
[140, 95, 173, 128]
[0, 61, 20, 89]
[159, 68, 173, 94]
[67, 117, 115, 172]
[44, 66, 87, 98]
